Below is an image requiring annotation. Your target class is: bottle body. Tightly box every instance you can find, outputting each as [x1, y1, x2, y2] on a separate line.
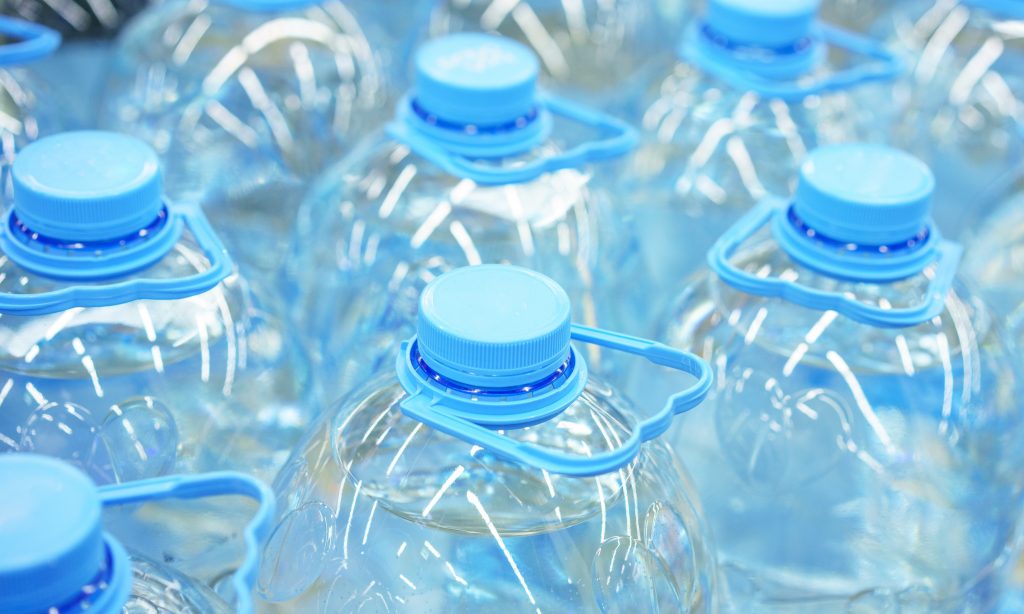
[0, 233, 314, 485]
[875, 0, 1024, 236]
[0, 63, 62, 209]
[257, 370, 717, 612]
[657, 238, 1024, 611]
[100, 0, 402, 279]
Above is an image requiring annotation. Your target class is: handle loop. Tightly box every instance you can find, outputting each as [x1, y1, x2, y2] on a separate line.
[0, 16, 61, 66]
[681, 21, 902, 101]
[708, 198, 962, 328]
[386, 93, 636, 186]
[0, 204, 233, 316]
[99, 472, 275, 614]
[400, 325, 712, 477]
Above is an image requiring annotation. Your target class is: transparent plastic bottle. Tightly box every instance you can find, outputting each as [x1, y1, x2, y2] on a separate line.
[0, 130, 314, 585]
[100, 0, 417, 279]
[287, 33, 641, 402]
[653, 144, 1024, 612]
[873, 0, 1024, 236]
[0, 18, 63, 208]
[426, 0, 676, 113]
[0, 131, 313, 486]
[0, 453, 274, 614]
[257, 264, 717, 612]
[622, 0, 901, 303]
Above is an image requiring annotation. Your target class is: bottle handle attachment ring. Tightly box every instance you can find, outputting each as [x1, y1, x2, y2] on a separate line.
[400, 325, 712, 477]
[0, 204, 233, 316]
[681, 21, 902, 100]
[708, 198, 962, 328]
[387, 93, 636, 186]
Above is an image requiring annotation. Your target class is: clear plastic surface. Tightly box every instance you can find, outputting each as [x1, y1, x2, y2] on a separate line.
[286, 131, 642, 402]
[100, 0, 418, 279]
[0, 62, 61, 210]
[962, 170, 1024, 340]
[650, 228, 1024, 612]
[256, 370, 717, 612]
[37, 547, 231, 613]
[873, 0, 1024, 236]
[121, 552, 232, 614]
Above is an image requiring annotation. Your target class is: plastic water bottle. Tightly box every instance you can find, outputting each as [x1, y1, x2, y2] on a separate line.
[426, 0, 676, 113]
[0, 453, 273, 613]
[873, 0, 1024, 237]
[0, 17, 62, 208]
[257, 264, 717, 612]
[287, 33, 641, 401]
[100, 0, 417, 279]
[651, 143, 1023, 611]
[622, 0, 902, 301]
[0, 131, 313, 488]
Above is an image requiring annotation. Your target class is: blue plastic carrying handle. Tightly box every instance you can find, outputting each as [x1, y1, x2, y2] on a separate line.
[0, 16, 61, 66]
[400, 325, 712, 477]
[98, 472, 275, 614]
[386, 93, 637, 186]
[708, 198, 963, 328]
[681, 21, 902, 101]
[0, 204, 234, 316]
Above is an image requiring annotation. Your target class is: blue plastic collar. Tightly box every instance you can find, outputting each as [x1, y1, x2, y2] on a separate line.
[399, 325, 712, 477]
[98, 471, 275, 614]
[708, 197, 962, 328]
[0, 17, 60, 66]
[387, 93, 635, 185]
[392, 266, 711, 476]
[680, 20, 901, 100]
[0, 203, 233, 315]
[963, 0, 1024, 19]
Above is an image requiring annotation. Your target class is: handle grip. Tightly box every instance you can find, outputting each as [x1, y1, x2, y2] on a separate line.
[99, 472, 275, 614]
[402, 325, 712, 477]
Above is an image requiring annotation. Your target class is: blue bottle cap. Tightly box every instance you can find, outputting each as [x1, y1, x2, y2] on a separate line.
[12, 131, 164, 243]
[793, 144, 934, 246]
[706, 0, 820, 47]
[0, 454, 105, 612]
[417, 265, 572, 387]
[414, 34, 539, 127]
